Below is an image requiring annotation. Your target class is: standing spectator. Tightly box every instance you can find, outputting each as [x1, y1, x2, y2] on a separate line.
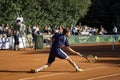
[43, 25, 48, 34]
[113, 26, 117, 34]
[47, 25, 52, 34]
[26, 26, 32, 34]
[13, 20, 21, 51]
[113, 26, 118, 41]
[16, 15, 24, 23]
[19, 23, 26, 36]
[0, 24, 3, 35]
[0, 24, 4, 35]
[32, 25, 40, 49]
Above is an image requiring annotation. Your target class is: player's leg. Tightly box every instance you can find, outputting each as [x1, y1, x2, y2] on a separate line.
[31, 63, 51, 73]
[30, 52, 55, 73]
[66, 57, 83, 72]
[57, 49, 83, 72]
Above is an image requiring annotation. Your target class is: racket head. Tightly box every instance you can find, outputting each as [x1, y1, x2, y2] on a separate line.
[86, 54, 97, 63]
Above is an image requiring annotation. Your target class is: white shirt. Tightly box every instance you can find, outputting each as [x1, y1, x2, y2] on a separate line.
[113, 26, 117, 33]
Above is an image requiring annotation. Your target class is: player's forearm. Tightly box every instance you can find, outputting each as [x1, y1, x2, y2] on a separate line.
[66, 47, 81, 56]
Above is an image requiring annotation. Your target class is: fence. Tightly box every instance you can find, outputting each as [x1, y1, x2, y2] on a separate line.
[0, 34, 120, 50]
[0, 36, 26, 49]
[43, 34, 120, 51]
[68, 35, 120, 44]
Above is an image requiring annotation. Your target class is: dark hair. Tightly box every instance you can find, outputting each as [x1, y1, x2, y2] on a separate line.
[58, 26, 63, 30]
[62, 27, 70, 35]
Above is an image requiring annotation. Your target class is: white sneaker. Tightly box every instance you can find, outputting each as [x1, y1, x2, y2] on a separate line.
[76, 68, 83, 72]
[30, 69, 38, 73]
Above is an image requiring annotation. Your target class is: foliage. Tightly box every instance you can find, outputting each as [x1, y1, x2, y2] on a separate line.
[0, 0, 91, 28]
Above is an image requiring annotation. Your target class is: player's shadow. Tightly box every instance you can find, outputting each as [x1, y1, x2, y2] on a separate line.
[96, 59, 120, 65]
[0, 70, 75, 73]
[22, 50, 50, 54]
[0, 70, 28, 73]
[39, 70, 75, 73]
[71, 45, 120, 58]
[81, 59, 120, 65]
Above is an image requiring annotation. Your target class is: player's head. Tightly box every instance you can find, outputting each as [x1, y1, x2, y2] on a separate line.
[63, 27, 71, 37]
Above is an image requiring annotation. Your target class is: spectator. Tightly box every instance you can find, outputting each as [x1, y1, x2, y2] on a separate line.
[54, 26, 63, 33]
[26, 26, 32, 34]
[32, 25, 40, 49]
[0, 24, 3, 35]
[47, 25, 52, 34]
[13, 20, 21, 51]
[80, 25, 90, 35]
[71, 26, 79, 35]
[113, 26, 117, 34]
[0, 24, 4, 35]
[16, 15, 24, 23]
[113, 26, 118, 41]
[43, 25, 48, 34]
[91, 27, 97, 35]
[19, 23, 26, 36]
[98, 25, 107, 35]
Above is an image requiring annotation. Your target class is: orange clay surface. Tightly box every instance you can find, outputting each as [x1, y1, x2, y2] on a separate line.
[0, 42, 120, 80]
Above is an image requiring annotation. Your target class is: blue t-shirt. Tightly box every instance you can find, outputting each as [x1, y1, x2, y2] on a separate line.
[51, 34, 69, 49]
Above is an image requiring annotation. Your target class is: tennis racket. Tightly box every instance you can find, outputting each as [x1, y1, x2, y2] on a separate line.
[82, 54, 97, 63]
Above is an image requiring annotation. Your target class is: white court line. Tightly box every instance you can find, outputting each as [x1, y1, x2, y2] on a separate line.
[18, 73, 66, 80]
[83, 66, 107, 71]
[18, 66, 108, 80]
[88, 73, 120, 80]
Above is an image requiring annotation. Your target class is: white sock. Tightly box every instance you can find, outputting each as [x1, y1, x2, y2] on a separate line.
[36, 65, 48, 72]
[73, 62, 79, 69]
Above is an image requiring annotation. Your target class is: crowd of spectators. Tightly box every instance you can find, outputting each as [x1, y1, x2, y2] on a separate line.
[1, 15, 119, 50]
[0, 22, 119, 49]
[30, 24, 109, 36]
[0, 23, 112, 39]
[0, 24, 12, 38]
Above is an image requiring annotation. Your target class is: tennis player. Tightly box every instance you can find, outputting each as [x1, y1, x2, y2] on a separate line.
[31, 27, 83, 73]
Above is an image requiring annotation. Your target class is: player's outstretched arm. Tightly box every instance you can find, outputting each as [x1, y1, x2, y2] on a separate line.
[66, 47, 82, 56]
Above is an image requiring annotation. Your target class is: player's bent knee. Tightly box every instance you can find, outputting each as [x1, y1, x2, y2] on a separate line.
[65, 56, 70, 60]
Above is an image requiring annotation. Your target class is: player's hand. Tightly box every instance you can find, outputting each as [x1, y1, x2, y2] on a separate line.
[74, 52, 82, 56]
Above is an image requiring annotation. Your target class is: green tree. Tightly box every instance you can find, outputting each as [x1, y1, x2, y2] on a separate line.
[0, 0, 91, 28]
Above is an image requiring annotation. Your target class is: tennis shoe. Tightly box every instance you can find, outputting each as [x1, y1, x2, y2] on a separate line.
[30, 69, 38, 73]
[76, 68, 83, 72]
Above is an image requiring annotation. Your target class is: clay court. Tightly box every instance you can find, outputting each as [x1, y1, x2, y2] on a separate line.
[0, 42, 120, 80]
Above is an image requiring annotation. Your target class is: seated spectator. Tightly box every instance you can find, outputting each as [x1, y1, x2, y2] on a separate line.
[98, 25, 107, 35]
[81, 29, 90, 35]
[71, 26, 79, 35]
[80, 25, 90, 35]
[43, 25, 48, 34]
